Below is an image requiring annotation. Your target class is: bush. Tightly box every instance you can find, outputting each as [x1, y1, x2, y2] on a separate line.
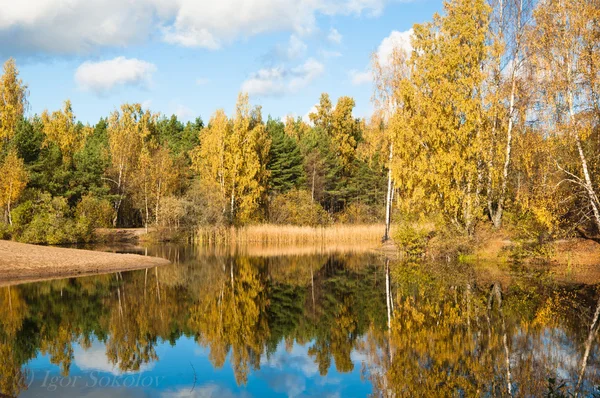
[75, 194, 115, 228]
[11, 192, 95, 244]
[0, 222, 11, 240]
[394, 223, 430, 258]
[269, 189, 330, 226]
[336, 202, 382, 224]
[160, 196, 187, 229]
[184, 180, 228, 226]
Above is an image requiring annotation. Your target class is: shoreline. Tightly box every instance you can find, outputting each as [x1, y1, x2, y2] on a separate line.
[0, 240, 170, 287]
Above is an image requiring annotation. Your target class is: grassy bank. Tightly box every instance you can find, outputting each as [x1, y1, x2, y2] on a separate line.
[195, 224, 389, 246]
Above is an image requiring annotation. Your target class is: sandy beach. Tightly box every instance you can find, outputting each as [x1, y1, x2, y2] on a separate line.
[0, 240, 170, 286]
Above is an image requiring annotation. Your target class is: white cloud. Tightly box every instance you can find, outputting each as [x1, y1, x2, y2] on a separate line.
[289, 58, 324, 91]
[195, 77, 210, 85]
[241, 58, 324, 97]
[0, 0, 402, 55]
[345, 29, 412, 88]
[319, 50, 342, 58]
[287, 35, 307, 60]
[303, 104, 318, 124]
[173, 104, 194, 120]
[162, 25, 220, 49]
[75, 56, 156, 94]
[263, 35, 307, 63]
[142, 99, 153, 109]
[0, 0, 156, 55]
[161, 384, 248, 398]
[376, 28, 413, 67]
[348, 69, 372, 85]
[74, 342, 154, 375]
[327, 28, 342, 44]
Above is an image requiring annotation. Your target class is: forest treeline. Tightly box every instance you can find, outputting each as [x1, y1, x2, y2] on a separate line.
[0, 0, 599, 244]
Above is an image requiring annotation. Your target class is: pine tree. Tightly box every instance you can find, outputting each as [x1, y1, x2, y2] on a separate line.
[266, 118, 304, 194]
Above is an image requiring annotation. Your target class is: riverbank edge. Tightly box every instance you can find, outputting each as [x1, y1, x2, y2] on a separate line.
[0, 240, 170, 286]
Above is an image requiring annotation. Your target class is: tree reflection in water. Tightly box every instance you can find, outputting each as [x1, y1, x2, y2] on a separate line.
[0, 245, 599, 397]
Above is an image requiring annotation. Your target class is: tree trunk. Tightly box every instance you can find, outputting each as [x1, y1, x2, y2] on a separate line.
[311, 162, 316, 202]
[7, 197, 11, 226]
[384, 143, 394, 241]
[385, 259, 392, 330]
[493, 1, 522, 229]
[156, 179, 161, 226]
[575, 295, 600, 396]
[230, 171, 236, 224]
[576, 136, 600, 232]
[112, 165, 124, 227]
[7, 179, 13, 225]
[568, 89, 600, 232]
[144, 180, 149, 233]
[493, 65, 517, 228]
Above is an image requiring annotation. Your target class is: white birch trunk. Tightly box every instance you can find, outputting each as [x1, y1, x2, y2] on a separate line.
[384, 143, 394, 241]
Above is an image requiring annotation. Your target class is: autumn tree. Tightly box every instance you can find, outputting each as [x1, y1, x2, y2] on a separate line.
[192, 109, 229, 203]
[226, 94, 271, 223]
[330, 96, 362, 169]
[106, 103, 154, 226]
[192, 94, 270, 224]
[530, 0, 600, 232]
[0, 149, 28, 225]
[393, 0, 490, 234]
[485, 0, 535, 228]
[149, 146, 178, 226]
[372, 34, 411, 240]
[309, 93, 333, 134]
[0, 58, 28, 148]
[41, 100, 91, 164]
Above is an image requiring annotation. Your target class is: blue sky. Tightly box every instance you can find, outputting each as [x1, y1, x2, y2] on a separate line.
[1, 0, 444, 125]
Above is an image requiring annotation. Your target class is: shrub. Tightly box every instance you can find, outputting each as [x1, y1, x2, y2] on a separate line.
[336, 202, 382, 224]
[0, 222, 11, 239]
[269, 189, 330, 226]
[75, 194, 115, 228]
[161, 196, 187, 229]
[11, 192, 95, 244]
[394, 223, 430, 258]
[184, 180, 228, 226]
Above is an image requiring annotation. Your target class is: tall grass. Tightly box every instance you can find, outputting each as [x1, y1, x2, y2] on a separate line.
[195, 224, 388, 247]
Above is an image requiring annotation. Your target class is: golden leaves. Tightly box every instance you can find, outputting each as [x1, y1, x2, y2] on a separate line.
[41, 100, 91, 163]
[0, 58, 28, 145]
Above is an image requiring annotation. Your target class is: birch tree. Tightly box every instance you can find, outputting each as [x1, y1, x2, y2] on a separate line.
[372, 39, 411, 241]
[106, 103, 154, 227]
[191, 94, 270, 224]
[531, 0, 600, 232]
[0, 58, 27, 148]
[486, 0, 534, 228]
[41, 99, 91, 164]
[191, 108, 230, 210]
[398, 0, 490, 233]
[0, 149, 28, 225]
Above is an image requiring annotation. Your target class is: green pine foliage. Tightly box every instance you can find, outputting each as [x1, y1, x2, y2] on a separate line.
[266, 118, 304, 194]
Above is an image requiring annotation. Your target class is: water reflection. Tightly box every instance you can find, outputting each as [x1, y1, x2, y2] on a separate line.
[0, 245, 599, 397]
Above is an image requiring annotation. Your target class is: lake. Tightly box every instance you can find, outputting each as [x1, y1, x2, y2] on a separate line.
[1, 244, 600, 397]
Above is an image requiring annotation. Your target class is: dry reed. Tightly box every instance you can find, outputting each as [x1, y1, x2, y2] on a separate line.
[195, 224, 389, 247]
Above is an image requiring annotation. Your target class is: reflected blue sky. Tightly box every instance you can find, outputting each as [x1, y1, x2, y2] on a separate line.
[21, 337, 372, 397]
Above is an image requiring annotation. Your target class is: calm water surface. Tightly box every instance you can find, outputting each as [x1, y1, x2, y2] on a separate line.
[1, 244, 600, 397]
